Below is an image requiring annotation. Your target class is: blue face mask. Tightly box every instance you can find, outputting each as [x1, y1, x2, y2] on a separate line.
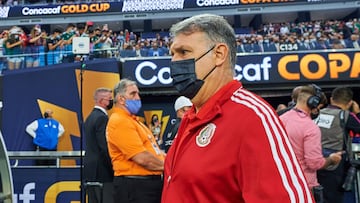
[125, 99, 142, 115]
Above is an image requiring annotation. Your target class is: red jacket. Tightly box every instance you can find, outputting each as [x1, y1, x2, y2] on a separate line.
[162, 80, 313, 203]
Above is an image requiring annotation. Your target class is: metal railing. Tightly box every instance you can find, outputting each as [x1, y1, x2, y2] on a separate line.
[7, 150, 84, 168]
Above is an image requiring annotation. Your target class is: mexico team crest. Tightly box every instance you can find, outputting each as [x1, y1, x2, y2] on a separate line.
[196, 123, 216, 147]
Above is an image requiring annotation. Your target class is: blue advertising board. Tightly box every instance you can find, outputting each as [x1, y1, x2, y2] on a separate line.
[121, 50, 360, 89]
[12, 168, 80, 203]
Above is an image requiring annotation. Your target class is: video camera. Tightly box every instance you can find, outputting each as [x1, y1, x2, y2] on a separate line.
[342, 159, 360, 191]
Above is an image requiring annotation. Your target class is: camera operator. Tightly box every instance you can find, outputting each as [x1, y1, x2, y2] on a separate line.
[316, 87, 360, 203]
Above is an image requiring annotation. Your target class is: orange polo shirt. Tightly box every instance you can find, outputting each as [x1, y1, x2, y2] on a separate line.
[106, 107, 164, 176]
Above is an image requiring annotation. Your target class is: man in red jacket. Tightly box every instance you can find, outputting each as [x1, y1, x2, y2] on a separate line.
[162, 14, 314, 203]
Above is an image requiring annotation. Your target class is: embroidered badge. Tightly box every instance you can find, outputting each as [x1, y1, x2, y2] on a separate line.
[196, 123, 216, 147]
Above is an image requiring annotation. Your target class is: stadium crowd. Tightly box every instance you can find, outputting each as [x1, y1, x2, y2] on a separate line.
[0, 17, 360, 72]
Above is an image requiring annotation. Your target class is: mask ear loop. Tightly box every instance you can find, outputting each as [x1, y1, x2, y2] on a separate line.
[202, 66, 217, 81]
[197, 45, 217, 81]
[195, 45, 216, 62]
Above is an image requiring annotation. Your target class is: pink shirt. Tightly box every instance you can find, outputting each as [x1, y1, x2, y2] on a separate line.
[280, 109, 326, 188]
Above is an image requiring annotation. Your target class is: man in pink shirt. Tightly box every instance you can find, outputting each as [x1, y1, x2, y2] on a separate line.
[280, 84, 342, 202]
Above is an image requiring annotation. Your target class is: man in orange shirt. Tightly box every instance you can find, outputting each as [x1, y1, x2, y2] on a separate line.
[106, 78, 164, 203]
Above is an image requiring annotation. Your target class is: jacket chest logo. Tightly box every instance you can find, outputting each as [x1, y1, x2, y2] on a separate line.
[196, 123, 216, 147]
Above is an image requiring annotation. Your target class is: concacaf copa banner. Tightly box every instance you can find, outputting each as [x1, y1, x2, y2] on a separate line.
[122, 50, 360, 89]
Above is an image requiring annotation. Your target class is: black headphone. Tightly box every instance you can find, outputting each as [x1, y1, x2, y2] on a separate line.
[43, 112, 49, 118]
[307, 84, 322, 109]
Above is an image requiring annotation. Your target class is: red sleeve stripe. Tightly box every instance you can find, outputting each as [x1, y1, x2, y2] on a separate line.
[232, 88, 313, 203]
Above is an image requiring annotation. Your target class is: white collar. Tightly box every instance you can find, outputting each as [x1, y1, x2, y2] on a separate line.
[94, 105, 108, 115]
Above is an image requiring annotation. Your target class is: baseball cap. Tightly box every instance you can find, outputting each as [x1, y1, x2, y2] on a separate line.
[174, 96, 193, 111]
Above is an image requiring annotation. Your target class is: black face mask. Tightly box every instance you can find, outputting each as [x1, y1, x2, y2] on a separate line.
[170, 45, 216, 99]
[106, 99, 114, 110]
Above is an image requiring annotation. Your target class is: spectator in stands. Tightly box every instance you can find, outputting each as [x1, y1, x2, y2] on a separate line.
[120, 42, 135, 58]
[263, 35, 278, 52]
[61, 23, 76, 63]
[129, 31, 137, 44]
[332, 39, 345, 49]
[147, 41, 165, 56]
[297, 36, 310, 51]
[247, 37, 262, 52]
[158, 39, 169, 56]
[124, 29, 130, 43]
[46, 28, 63, 65]
[100, 29, 113, 58]
[90, 27, 103, 58]
[134, 43, 148, 57]
[77, 23, 89, 37]
[236, 38, 246, 53]
[316, 36, 331, 50]
[25, 25, 46, 68]
[117, 30, 125, 50]
[346, 33, 360, 48]
[5, 26, 25, 70]
[25, 108, 65, 165]
[162, 13, 313, 202]
[0, 30, 8, 72]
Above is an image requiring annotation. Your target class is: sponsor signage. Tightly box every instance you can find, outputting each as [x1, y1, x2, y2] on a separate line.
[1, 0, 336, 18]
[121, 50, 360, 88]
[4, 2, 114, 18]
[12, 168, 81, 202]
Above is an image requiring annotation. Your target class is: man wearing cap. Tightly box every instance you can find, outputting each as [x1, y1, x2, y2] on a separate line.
[163, 96, 192, 153]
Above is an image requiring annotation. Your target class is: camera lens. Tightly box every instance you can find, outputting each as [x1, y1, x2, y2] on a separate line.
[342, 166, 356, 191]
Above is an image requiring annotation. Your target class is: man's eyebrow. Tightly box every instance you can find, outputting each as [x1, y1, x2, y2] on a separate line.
[129, 90, 138, 95]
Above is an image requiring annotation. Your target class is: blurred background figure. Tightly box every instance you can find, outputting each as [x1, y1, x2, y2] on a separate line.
[163, 96, 192, 153]
[149, 113, 162, 145]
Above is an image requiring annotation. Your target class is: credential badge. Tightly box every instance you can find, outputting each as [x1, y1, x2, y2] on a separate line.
[196, 123, 216, 147]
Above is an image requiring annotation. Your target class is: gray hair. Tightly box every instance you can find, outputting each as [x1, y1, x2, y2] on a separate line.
[113, 78, 137, 102]
[170, 14, 237, 70]
[94, 88, 112, 101]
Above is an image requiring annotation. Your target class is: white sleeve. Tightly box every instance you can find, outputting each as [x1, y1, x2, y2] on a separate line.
[58, 123, 65, 137]
[25, 120, 38, 138]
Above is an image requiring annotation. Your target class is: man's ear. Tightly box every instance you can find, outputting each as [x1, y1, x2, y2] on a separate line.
[117, 95, 126, 105]
[214, 43, 228, 67]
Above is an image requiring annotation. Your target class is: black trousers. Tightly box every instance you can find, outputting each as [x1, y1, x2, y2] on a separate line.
[317, 158, 347, 203]
[86, 182, 113, 203]
[113, 176, 163, 203]
[35, 146, 56, 166]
